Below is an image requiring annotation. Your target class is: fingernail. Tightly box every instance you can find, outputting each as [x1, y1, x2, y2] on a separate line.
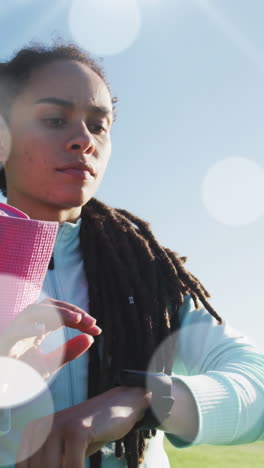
[81, 316, 95, 326]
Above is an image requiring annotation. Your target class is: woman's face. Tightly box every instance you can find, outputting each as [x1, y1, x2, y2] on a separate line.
[4, 59, 113, 221]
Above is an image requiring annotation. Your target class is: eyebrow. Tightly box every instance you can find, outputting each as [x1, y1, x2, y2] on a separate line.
[34, 97, 112, 119]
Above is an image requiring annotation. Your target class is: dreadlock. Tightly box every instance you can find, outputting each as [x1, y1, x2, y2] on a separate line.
[80, 198, 223, 468]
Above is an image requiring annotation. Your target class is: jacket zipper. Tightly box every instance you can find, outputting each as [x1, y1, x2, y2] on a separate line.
[47, 265, 74, 407]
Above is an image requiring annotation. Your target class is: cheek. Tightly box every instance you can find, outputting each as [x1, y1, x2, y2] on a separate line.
[97, 148, 111, 184]
[14, 133, 53, 168]
[100, 139, 112, 168]
[7, 139, 51, 189]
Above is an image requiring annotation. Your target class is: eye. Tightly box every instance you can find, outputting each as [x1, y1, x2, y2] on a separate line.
[88, 123, 107, 135]
[41, 117, 66, 128]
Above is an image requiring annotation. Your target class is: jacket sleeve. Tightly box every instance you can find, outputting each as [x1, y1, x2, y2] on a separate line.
[166, 295, 264, 448]
[0, 409, 11, 437]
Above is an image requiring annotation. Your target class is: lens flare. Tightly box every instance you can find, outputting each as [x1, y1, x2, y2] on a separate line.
[0, 357, 47, 408]
[201, 156, 264, 226]
[0, 363, 54, 465]
[69, 0, 142, 56]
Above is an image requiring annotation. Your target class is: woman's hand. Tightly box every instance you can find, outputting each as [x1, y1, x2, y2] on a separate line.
[16, 386, 151, 468]
[0, 298, 101, 378]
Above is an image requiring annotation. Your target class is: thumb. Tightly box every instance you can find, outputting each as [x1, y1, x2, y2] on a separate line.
[46, 334, 94, 374]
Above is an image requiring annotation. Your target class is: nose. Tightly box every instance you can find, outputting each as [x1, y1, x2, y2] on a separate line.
[66, 122, 95, 155]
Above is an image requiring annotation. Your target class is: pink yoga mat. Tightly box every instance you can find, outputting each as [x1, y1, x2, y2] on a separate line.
[0, 202, 58, 330]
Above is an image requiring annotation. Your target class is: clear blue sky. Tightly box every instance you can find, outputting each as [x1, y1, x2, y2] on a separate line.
[1, 0, 263, 350]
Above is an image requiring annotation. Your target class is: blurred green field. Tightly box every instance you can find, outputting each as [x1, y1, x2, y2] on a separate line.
[164, 439, 264, 468]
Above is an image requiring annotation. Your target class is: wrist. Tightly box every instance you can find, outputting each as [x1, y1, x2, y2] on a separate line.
[115, 369, 174, 430]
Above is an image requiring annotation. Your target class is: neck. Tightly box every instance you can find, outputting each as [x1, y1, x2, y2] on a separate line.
[6, 196, 82, 223]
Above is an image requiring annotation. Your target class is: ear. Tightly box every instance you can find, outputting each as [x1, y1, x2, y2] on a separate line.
[0, 114, 11, 164]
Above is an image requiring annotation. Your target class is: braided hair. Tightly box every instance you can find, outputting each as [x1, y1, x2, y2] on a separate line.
[80, 198, 223, 468]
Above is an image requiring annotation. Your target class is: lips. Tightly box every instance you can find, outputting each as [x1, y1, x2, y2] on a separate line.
[56, 162, 96, 180]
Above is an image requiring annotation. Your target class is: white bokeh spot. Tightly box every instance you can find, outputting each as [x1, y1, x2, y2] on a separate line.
[0, 357, 54, 464]
[68, 0, 142, 56]
[0, 0, 33, 14]
[139, 0, 162, 5]
[12, 0, 34, 5]
[201, 156, 264, 226]
[0, 357, 48, 408]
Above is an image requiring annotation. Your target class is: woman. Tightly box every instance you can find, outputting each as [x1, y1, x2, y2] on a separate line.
[0, 42, 263, 468]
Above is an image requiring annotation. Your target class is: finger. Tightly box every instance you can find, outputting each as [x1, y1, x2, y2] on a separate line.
[1, 302, 101, 355]
[15, 425, 32, 468]
[69, 322, 101, 336]
[31, 300, 102, 334]
[26, 303, 88, 330]
[16, 414, 55, 468]
[40, 299, 95, 323]
[62, 334, 94, 363]
[13, 302, 100, 338]
[63, 438, 87, 468]
[46, 334, 94, 373]
[43, 299, 102, 335]
[22, 448, 42, 468]
[41, 299, 102, 333]
[3, 304, 80, 344]
[85, 442, 105, 457]
[33, 433, 62, 468]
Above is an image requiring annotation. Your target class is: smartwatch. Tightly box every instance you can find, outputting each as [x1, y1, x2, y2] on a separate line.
[115, 369, 174, 430]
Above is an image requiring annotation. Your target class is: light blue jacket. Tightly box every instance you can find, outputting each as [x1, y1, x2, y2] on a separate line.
[1, 220, 264, 467]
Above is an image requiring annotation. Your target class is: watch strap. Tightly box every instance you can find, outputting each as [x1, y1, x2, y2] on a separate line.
[115, 369, 174, 430]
